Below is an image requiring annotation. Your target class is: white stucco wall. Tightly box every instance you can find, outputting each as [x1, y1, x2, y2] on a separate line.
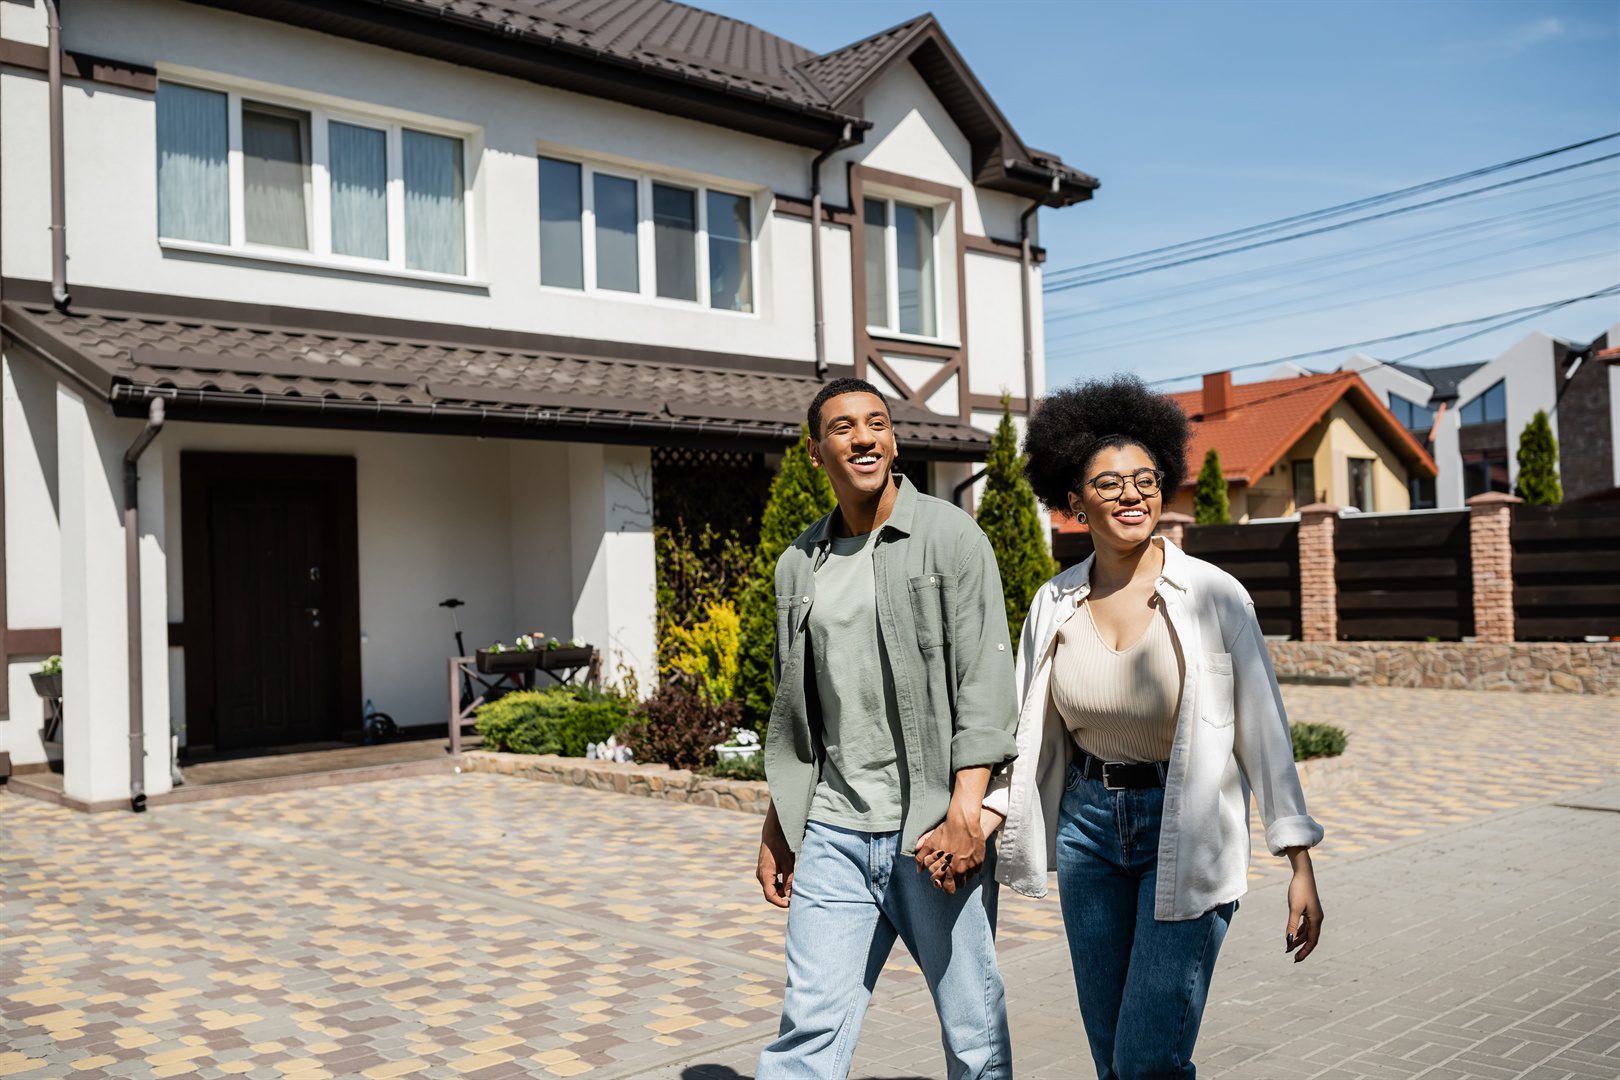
[1438, 332, 1560, 506]
[966, 252, 1029, 401]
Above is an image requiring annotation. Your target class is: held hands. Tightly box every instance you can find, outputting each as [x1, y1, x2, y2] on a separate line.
[1284, 850, 1324, 963]
[756, 804, 796, 909]
[915, 803, 1001, 895]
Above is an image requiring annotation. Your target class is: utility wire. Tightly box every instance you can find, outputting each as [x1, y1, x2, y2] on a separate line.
[1139, 284, 1620, 389]
[1044, 130, 1620, 280]
[1044, 152, 1620, 293]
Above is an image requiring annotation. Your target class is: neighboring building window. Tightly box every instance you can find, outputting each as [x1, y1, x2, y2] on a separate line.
[156, 82, 228, 244]
[155, 80, 471, 277]
[1389, 393, 1434, 433]
[1459, 380, 1506, 426]
[1291, 460, 1316, 507]
[538, 157, 584, 289]
[1462, 450, 1511, 498]
[1408, 475, 1437, 509]
[1347, 457, 1374, 511]
[540, 155, 753, 311]
[864, 196, 939, 337]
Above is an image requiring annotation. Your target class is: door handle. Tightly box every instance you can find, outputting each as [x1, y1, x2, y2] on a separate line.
[305, 607, 321, 628]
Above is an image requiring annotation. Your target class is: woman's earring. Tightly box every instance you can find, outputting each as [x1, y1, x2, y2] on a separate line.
[1075, 511, 1087, 524]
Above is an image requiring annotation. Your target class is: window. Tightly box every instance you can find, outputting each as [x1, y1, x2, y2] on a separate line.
[1459, 380, 1506, 426]
[1462, 451, 1511, 498]
[1389, 393, 1435, 434]
[1347, 458, 1374, 511]
[864, 196, 939, 337]
[1291, 460, 1317, 508]
[156, 80, 470, 277]
[539, 155, 753, 311]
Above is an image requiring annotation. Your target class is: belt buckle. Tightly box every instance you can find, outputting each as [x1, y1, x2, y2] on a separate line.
[1101, 761, 1126, 791]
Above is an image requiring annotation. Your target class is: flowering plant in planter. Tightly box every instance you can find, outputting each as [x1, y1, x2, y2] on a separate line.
[31, 655, 63, 699]
[714, 726, 761, 762]
[476, 636, 539, 675]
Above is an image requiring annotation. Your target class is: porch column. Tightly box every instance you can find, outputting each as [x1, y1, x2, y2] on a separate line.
[56, 385, 171, 807]
[1297, 504, 1341, 643]
[567, 443, 657, 695]
[1468, 492, 1520, 644]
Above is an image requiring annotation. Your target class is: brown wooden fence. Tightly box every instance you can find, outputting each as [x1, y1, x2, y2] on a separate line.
[1182, 521, 1302, 639]
[1334, 510, 1473, 640]
[1512, 500, 1620, 640]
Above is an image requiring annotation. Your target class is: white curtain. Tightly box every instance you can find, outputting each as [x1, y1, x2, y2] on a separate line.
[403, 130, 465, 275]
[330, 122, 387, 260]
[242, 103, 310, 249]
[707, 191, 752, 313]
[156, 83, 228, 244]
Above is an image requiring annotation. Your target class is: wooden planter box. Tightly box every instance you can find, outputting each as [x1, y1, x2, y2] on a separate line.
[475, 649, 538, 675]
[30, 672, 62, 699]
[539, 646, 594, 671]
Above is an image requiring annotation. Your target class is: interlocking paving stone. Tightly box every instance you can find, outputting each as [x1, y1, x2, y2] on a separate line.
[2, 684, 1617, 1078]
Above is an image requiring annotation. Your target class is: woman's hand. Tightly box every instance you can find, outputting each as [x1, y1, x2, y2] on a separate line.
[1284, 849, 1323, 962]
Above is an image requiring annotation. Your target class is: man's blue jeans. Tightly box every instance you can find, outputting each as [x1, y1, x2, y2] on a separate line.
[1056, 764, 1236, 1080]
[756, 821, 1012, 1079]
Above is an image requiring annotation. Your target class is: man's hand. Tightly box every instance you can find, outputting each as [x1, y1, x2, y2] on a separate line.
[914, 767, 993, 895]
[757, 803, 796, 909]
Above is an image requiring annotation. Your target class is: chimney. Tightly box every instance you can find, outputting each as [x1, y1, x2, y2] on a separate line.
[1203, 371, 1232, 418]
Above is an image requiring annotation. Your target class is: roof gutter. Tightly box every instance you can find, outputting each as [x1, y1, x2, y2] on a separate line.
[123, 396, 164, 813]
[810, 122, 859, 380]
[45, 0, 70, 310]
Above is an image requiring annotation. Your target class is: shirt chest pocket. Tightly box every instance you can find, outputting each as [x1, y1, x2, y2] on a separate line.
[908, 573, 954, 650]
[777, 592, 811, 651]
[1199, 652, 1235, 728]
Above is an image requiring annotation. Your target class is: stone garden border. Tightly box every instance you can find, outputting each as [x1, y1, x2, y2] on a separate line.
[1269, 641, 1620, 696]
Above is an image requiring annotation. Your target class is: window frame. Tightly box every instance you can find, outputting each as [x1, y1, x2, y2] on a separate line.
[155, 72, 479, 285]
[862, 194, 945, 343]
[537, 152, 758, 316]
[1459, 380, 1507, 427]
[1347, 456, 1375, 512]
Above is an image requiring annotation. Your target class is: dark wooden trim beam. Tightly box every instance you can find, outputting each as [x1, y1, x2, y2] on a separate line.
[867, 353, 915, 401]
[6, 628, 62, 656]
[0, 39, 157, 92]
[964, 233, 1046, 264]
[912, 358, 962, 406]
[968, 393, 1029, 413]
[772, 193, 857, 228]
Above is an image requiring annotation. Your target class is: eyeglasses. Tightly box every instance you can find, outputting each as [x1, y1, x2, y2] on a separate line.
[1083, 468, 1164, 501]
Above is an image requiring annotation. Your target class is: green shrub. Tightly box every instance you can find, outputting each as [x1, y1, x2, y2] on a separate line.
[704, 752, 766, 782]
[620, 675, 738, 771]
[1291, 721, 1348, 762]
[474, 687, 630, 757]
[663, 600, 742, 704]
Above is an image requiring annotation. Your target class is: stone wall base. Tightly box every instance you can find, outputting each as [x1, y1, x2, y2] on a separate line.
[1269, 641, 1620, 696]
[460, 751, 770, 813]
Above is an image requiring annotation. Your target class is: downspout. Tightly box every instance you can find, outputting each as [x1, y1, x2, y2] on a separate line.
[1018, 175, 1060, 416]
[810, 123, 854, 380]
[45, 0, 70, 310]
[123, 397, 164, 812]
[953, 467, 987, 510]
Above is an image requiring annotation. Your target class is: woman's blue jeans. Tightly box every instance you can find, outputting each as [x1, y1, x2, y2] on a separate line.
[1055, 762, 1235, 1080]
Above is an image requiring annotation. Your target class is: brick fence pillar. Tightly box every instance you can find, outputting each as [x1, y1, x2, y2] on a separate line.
[1297, 504, 1342, 642]
[1468, 492, 1521, 643]
[1157, 511, 1194, 549]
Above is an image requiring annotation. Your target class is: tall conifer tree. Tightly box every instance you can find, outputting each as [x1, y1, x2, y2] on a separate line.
[738, 429, 837, 727]
[1514, 409, 1561, 505]
[975, 396, 1058, 645]
[1194, 446, 1231, 524]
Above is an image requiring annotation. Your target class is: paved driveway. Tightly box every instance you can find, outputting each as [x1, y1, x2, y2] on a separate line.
[2, 685, 1616, 1080]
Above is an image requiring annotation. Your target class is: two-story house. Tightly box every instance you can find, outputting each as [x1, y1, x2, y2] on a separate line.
[0, 0, 1096, 807]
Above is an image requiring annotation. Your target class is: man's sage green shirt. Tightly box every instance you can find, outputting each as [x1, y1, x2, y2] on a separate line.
[764, 476, 1019, 856]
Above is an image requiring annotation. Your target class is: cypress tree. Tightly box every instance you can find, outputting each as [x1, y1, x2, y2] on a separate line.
[1514, 409, 1561, 506]
[975, 396, 1058, 644]
[1194, 446, 1231, 525]
[737, 429, 837, 728]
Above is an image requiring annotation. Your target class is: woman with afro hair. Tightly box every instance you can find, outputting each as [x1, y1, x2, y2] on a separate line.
[971, 374, 1325, 1078]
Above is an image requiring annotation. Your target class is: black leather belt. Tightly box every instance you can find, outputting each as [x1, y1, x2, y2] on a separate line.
[1077, 750, 1168, 790]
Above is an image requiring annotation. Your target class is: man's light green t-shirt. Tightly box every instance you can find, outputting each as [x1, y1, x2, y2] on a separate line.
[806, 529, 905, 831]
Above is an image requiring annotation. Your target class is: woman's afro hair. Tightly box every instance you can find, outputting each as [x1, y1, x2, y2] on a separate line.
[1022, 374, 1191, 511]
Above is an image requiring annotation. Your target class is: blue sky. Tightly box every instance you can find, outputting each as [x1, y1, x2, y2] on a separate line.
[696, 0, 1620, 389]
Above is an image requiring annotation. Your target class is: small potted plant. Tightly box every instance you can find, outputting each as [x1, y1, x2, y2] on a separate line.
[714, 726, 761, 762]
[475, 635, 539, 675]
[30, 655, 62, 700]
[539, 635, 595, 672]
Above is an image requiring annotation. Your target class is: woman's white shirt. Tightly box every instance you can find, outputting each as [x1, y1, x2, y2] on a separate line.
[983, 536, 1324, 921]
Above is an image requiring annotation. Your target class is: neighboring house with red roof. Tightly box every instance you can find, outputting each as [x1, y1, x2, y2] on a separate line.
[1163, 370, 1437, 522]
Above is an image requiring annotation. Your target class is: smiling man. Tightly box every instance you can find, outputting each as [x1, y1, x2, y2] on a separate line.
[754, 378, 1019, 1079]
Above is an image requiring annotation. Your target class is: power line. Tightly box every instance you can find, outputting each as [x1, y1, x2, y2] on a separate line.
[1139, 284, 1620, 388]
[1044, 152, 1620, 293]
[1045, 180, 1620, 326]
[1044, 130, 1620, 280]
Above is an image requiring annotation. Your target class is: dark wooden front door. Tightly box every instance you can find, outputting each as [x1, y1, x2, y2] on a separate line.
[182, 454, 360, 754]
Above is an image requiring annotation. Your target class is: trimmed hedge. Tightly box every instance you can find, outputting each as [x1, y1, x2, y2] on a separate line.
[474, 687, 630, 757]
[1290, 721, 1348, 762]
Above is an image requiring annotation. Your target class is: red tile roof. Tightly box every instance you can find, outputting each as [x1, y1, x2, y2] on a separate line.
[1167, 371, 1436, 487]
